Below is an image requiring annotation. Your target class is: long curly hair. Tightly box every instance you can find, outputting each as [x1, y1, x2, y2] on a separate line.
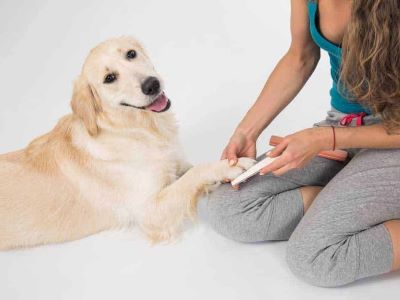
[340, 0, 400, 132]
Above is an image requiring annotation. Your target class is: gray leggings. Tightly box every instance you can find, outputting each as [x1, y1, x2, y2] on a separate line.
[206, 109, 400, 287]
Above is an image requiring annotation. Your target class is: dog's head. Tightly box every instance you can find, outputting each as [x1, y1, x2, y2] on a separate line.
[71, 36, 171, 136]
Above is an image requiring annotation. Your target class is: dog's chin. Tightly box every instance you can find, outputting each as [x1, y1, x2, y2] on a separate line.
[120, 92, 171, 113]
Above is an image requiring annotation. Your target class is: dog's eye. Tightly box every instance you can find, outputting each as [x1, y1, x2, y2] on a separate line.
[126, 50, 137, 60]
[104, 73, 117, 84]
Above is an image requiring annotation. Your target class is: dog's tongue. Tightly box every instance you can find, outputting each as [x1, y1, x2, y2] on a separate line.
[146, 93, 168, 112]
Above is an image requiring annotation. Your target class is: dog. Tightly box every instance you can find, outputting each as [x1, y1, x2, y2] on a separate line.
[0, 36, 254, 249]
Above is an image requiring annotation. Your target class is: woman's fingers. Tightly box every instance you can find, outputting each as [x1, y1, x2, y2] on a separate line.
[220, 148, 228, 160]
[249, 146, 257, 160]
[272, 163, 296, 176]
[259, 138, 293, 175]
[226, 145, 238, 166]
[231, 184, 240, 190]
[259, 154, 291, 175]
[269, 138, 288, 157]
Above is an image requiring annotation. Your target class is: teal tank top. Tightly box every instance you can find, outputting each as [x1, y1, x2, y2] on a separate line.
[308, 1, 369, 114]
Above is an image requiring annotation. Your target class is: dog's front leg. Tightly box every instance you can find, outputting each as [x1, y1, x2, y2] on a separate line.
[176, 160, 193, 177]
[139, 157, 255, 242]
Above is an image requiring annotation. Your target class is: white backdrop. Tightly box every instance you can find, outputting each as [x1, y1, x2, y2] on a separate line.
[0, 1, 398, 299]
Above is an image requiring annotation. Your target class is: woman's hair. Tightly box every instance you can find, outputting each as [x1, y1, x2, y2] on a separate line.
[340, 0, 400, 132]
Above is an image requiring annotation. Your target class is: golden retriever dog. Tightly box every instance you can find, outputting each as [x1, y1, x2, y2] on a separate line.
[0, 36, 254, 250]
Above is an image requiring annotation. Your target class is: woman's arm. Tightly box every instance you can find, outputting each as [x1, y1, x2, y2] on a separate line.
[260, 125, 400, 176]
[237, 0, 320, 140]
[335, 124, 400, 149]
[222, 0, 320, 164]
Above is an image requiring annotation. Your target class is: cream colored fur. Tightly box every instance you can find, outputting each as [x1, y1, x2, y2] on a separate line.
[0, 37, 254, 249]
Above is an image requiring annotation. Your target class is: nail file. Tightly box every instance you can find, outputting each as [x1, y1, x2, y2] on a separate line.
[231, 151, 276, 186]
[231, 134, 349, 186]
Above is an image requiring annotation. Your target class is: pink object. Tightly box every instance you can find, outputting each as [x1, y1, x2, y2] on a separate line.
[339, 112, 366, 126]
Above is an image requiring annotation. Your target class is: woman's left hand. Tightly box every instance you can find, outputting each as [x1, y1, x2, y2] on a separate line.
[260, 127, 333, 176]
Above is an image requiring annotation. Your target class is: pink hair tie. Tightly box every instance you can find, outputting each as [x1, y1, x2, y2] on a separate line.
[339, 112, 366, 127]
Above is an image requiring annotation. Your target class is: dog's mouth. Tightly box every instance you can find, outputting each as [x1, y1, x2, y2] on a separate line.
[120, 92, 171, 113]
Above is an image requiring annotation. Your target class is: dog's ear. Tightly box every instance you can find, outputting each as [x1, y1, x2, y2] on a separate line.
[71, 75, 102, 136]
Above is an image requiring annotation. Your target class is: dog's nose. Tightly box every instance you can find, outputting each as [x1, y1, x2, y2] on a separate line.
[141, 77, 161, 96]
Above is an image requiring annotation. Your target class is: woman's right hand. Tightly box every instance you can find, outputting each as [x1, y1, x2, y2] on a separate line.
[221, 130, 257, 166]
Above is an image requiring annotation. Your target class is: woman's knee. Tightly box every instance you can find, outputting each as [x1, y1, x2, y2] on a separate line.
[206, 183, 301, 242]
[286, 231, 358, 287]
[206, 183, 259, 242]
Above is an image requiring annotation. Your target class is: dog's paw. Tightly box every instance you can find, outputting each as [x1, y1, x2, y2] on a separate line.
[213, 157, 256, 182]
[236, 157, 257, 171]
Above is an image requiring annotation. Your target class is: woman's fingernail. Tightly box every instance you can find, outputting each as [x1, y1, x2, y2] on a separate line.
[229, 160, 235, 166]
[259, 172, 265, 176]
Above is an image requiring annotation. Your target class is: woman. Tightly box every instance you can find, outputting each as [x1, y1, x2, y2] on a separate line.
[207, 0, 400, 287]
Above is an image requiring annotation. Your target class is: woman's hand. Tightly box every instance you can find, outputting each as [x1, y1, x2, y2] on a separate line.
[260, 127, 332, 176]
[221, 129, 257, 165]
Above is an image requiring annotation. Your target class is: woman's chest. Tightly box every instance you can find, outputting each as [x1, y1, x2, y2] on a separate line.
[317, 0, 352, 45]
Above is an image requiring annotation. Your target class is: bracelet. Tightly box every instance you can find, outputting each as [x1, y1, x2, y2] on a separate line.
[331, 125, 336, 151]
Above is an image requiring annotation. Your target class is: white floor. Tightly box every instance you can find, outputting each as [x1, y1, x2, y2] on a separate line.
[0, 220, 399, 300]
[0, 0, 398, 299]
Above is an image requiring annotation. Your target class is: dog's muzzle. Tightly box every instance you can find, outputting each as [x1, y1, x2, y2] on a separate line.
[120, 92, 171, 113]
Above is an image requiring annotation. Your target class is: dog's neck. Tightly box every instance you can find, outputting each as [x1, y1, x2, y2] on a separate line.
[69, 109, 180, 162]
[24, 109, 179, 173]
[96, 108, 178, 141]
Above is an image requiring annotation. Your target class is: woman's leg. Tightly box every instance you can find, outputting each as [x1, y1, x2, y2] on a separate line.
[383, 220, 400, 270]
[286, 148, 400, 287]
[206, 155, 346, 242]
[300, 186, 323, 211]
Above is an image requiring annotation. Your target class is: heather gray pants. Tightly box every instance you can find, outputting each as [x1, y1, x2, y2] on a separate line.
[206, 109, 400, 287]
